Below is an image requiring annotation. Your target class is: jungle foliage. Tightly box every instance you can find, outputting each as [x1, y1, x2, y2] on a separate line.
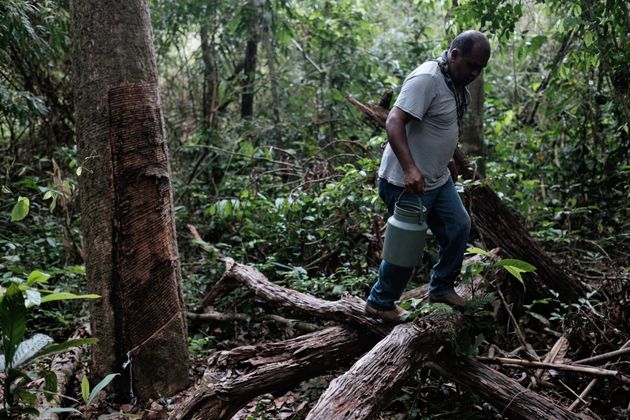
[0, 0, 628, 417]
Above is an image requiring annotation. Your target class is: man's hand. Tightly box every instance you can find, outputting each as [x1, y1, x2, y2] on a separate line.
[447, 160, 458, 183]
[404, 166, 426, 194]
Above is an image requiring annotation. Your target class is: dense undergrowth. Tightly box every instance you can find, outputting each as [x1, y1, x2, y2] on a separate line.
[1, 0, 628, 418]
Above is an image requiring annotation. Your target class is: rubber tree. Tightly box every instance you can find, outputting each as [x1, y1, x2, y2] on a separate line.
[70, 0, 189, 401]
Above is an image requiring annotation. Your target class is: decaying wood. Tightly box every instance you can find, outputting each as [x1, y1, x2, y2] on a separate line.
[429, 358, 590, 420]
[307, 312, 463, 419]
[186, 310, 320, 333]
[219, 256, 392, 336]
[346, 94, 587, 302]
[170, 326, 375, 420]
[37, 326, 90, 419]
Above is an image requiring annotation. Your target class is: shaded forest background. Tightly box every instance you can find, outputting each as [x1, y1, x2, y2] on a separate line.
[1, 0, 628, 418]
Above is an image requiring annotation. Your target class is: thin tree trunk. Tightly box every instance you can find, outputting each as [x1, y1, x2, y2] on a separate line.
[460, 72, 485, 175]
[261, 11, 282, 144]
[71, 0, 189, 401]
[240, 0, 259, 119]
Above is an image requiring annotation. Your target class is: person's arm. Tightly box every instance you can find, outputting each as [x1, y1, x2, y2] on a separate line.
[386, 106, 426, 193]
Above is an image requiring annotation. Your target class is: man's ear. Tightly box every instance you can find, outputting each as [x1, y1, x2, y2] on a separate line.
[449, 48, 460, 62]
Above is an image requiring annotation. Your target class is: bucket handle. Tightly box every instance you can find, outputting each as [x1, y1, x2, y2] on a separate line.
[394, 189, 424, 212]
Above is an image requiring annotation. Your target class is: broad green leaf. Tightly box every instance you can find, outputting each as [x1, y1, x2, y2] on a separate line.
[10, 196, 30, 222]
[466, 247, 491, 257]
[40, 292, 100, 303]
[37, 338, 98, 358]
[0, 283, 27, 371]
[81, 375, 90, 403]
[27, 270, 51, 286]
[87, 373, 120, 404]
[16, 389, 37, 404]
[503, 266, 524, 285]
[496, 259, 536, 272]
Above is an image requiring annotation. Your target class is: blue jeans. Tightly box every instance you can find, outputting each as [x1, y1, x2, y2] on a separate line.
[367, 178, 471, 310]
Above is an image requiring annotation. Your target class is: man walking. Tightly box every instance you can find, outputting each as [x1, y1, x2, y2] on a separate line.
[366, 30, 491, 321]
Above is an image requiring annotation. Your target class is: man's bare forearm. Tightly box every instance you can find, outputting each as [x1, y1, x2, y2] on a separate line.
[385, 107, 425, 193]
[386, 108, 415, 171]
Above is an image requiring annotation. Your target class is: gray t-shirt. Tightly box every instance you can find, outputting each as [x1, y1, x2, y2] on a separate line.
[378, 61, 464, 191]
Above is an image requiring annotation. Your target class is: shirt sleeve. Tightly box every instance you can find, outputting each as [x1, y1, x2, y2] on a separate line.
[393, 73, 436, 121]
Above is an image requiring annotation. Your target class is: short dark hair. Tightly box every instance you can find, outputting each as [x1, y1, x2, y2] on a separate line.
[449, 31, 489, 57]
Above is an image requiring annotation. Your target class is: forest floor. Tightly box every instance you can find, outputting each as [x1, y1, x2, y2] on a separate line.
[82, 254, 630, 418]
[7, 249, 626, 419]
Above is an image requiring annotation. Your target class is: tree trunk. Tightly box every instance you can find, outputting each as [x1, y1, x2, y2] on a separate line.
[466, 185, 584, 301]
[171, 326, 375, 420]
[220, 256, 392, 336]
[460, 73, 485, 175]
[200, 19, 218, 129]
[261, 10, 282, 144]
[71, 0, 189, 401]
[240, 0, 259, 119]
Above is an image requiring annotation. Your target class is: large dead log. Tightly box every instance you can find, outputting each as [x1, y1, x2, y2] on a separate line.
[307, 312, 464, 419]
[429, 358, 590, 420]
[347, 95, 587, 302]
[170, 326, 375, 420]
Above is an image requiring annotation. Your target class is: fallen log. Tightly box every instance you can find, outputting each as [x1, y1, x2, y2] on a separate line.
[170, 326, 375, 420]
[36, 326, 90, 419]
[307, 312, 464, 419]
[219, 255, 392, 336]
[186, 310, 320, 333]
[429, 358, 590, 420]
[346, 95, 587, 302]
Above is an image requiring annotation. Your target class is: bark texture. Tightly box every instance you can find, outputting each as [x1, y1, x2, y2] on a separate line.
[71, 0, 189, 400]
